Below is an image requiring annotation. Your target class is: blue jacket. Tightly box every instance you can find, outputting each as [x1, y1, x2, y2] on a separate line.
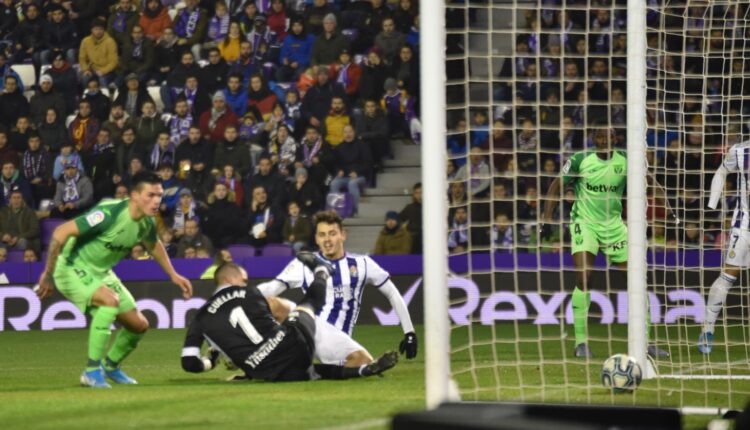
[223, 87, 248, 117]
[279, 33, 315, 69]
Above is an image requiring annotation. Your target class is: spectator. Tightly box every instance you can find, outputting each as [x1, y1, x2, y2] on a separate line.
[302, 67, 346, 129]
[200, 248, 233, 279]
[491, 213, 514, 253]
[282, 200, 311, 252]
[0, 130, 15, 168]
[177, 218, 214, 258]
[247, 185, 283, 247]
[516, 118, 538, 172]
[52, 142, 85, 182]
[329, 49, 361, 99]
[214, 125, 252, 178]
[2, 161, 35, 209]
[85, 129, 117, 200]
[182, 246, 197, 258]
[78, 18, 119, 87]
[22, 134, 53, 205]
[246, 74, 278, 121]
[102, 103, 134, 145]
[154, 28, 181, 85]
[68, 100, 100, 153]
[130, 243, 149, 259]
[51, 161, 94, 219]
[381, 77, 419, 143]
[140, 0, 172, 41]
[355, 99, 389, 171]
[324, 96, 351, 147]
[0, 76, 29, 130]
[218, 20, 244, 63]
[176, 125, 213, 174]
[267, 0, 288, 40]
[237, 1, 260, 36]
[157, 163, 183, 215]
[115, 74, 154, 118]
[455, 147, 491, 198]
[329, 125, 369, 216]
[38, 108, 69, 154]
[283, 89, 304, 137]
[227, 40, 257, 85]
[172, 189, 200, 238]
[10, 117, 32, 154]
[393, 0, 419, 34]
[469, 110, 490, 148]
[310, 13, 348, 67]
[181, 154, 216, 206]
[160, 228, 177, 258]
[406, 14, 419, 51]
[303, 0, 338, 36]
[247, 14, 279, 64]
[107, 0, 139, 48]
[23, 249, 38, 263]
[216, 163, 244, 207]
[374, 210, 412, 255]
[277, 17, 315, 82]
[201, 1, 231, 57]
[0, 187, 40, 252]
[11, 4, 44, 65]
[295, 125, 330, 191]
[448, 206, 469, 254]
[41, 5, 79, 66]
[114, 126, 145, 177]
[135, 100, 168, 148]
[399, 182, 422, 253]
[118, 26, 156, 85]
[122, 156, 145, 189]
[286, 166, 321, 216]
[268, 123, 297, 173]
[247, 155, 285, 209]
[359, 48, 388, 106]
[113, 184, 129, 200]
[201, 47, 230, 95]
[0, 246, 5, 262]
[392, 44, 420, 99]
[148, 132, 176, 171]
[360, 0, 392, 52]
[203, 182, 245, 248]
[180, 73, 212, 119]
[46, 54, 79, 109]
[223, 74, 248, 116]
[167, 97, 194, 147]
[163, 51, 201, 112]
[174, 0, 209, 61]
[374, 17, 406, 65]
[200, 91, 239, 144]
[0, 0, 17, 44]
[82, 78, 112, 123]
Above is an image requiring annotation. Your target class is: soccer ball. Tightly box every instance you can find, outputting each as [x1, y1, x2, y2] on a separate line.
[601, 354, 642, 393]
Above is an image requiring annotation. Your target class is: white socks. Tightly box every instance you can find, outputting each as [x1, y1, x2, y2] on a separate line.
[704, 272, 736, 333]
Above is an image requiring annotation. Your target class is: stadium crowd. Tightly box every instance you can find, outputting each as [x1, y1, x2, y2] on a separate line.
[445, 1, 742, 255]
[0, 0, 424, 262]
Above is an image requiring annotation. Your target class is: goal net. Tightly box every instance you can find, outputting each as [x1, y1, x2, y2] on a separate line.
[437, 0, 750, 410]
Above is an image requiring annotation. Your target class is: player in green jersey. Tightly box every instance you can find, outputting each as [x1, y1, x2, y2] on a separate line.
[541, 127, 674, 358]
[35, 171, 193, 388]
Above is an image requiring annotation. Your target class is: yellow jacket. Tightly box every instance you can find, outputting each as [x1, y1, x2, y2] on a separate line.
[79, 33, 119, 75]
[325, 113, 350, 147]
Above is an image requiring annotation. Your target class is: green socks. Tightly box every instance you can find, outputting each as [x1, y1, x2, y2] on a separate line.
[105, 329, 145, 370]
[572, 286, 591, 346]
[87, 306, 119, 371]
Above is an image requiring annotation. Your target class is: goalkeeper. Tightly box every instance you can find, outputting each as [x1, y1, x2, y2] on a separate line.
[541, 126, 674, 358]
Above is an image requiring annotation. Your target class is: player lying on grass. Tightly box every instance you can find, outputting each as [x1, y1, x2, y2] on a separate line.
[699, 142, 750, 354]
[181, 260, 397, 381]
[541, 126, 675, 358]
[257, 210, 417, 373]
[35, 171, 193, 388]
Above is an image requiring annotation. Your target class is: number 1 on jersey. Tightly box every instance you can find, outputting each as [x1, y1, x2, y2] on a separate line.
[229, 307, 264, 344]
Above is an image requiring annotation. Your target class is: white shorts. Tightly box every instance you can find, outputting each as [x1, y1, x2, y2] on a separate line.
[725, 227, 750, 267]
[313, 317, 365, 365]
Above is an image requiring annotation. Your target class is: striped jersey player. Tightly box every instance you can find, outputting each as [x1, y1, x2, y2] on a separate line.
[258, 211, 417, 370]
[699, 141, 750, 354]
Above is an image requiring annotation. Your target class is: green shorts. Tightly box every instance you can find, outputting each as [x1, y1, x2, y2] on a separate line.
[53, 261, 136, 315]
[570, 220, 628, 263]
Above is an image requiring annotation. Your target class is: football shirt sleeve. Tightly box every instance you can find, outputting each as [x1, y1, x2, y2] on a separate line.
[365, 256, 390, 287]
[73, 204, 115, 239]
[561, 152, 584, 185]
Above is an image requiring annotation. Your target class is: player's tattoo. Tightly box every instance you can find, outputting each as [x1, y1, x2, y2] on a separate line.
[44, 238, 63, 274]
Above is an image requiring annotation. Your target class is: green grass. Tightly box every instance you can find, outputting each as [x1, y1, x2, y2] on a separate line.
[0, 324, 747, 429]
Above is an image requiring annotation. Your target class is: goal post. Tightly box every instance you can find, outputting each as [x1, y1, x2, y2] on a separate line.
[420, 0, 451, 409]
[625, 0, 652, 379]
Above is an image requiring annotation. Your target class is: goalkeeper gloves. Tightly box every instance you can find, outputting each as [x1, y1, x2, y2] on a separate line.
[399, 332, 418, 359]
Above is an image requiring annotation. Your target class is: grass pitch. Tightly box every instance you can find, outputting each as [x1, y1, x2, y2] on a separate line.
[0, 324, 746, 429]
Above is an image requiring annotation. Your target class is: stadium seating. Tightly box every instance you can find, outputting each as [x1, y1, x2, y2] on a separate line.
[6, 250, 25, 263]
[227, 245, 257, 260]
[261, 243, 294, 257]
[10, 64, 35, 90]
[40, 218, 65, 248]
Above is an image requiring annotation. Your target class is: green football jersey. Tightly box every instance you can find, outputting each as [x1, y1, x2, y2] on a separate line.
[60, 199, 157, 273]
[562, 150, 627, 225]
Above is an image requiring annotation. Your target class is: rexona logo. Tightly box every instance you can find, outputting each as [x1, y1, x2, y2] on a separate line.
[585, 182, 619, 193]
[373, 277, 705, 326]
